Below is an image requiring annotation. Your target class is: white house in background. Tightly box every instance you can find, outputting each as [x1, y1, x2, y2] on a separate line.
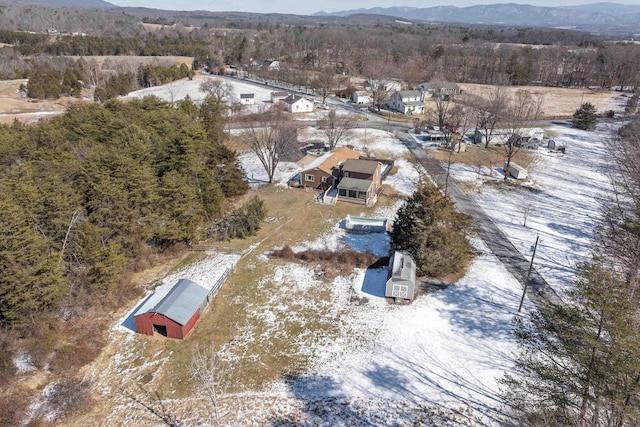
[388, 90, 424, 115]
[417, 82, 461, 99]
[352, 91, 371, 105]
[282, 95, 314, 113]
[239, 93, 255, 105]
[365, 79, 403, 92]
[271, 91, 290, 104]
[250, 59, 280, 71]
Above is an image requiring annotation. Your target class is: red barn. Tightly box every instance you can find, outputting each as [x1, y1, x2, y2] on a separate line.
[134, 278, 210, 340]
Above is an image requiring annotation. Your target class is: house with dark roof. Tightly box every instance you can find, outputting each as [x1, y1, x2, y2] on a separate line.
[336, 158, 384, 206]
[134, 278, 210, 339]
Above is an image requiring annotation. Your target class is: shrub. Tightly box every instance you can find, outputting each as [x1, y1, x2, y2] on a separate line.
[572, 102, 597, 130]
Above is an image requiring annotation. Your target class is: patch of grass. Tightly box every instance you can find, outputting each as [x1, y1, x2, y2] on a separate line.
[167, 252, 208, 275]
[153, 184, 402, 397]
[429, 143, 537, 172]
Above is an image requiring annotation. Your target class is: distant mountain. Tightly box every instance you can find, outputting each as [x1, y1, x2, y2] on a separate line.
[313, 3, 640, 34]
[0, 0, 116, 9]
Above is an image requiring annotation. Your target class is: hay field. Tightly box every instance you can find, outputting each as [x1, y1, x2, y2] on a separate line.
[459, 83, 629, 118]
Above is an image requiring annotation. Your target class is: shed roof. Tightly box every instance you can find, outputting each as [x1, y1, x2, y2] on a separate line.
[342, 158, 380, 175]
[134, 279, 208, 326]
[271, 91, 289, 97]
[337, 177, 373, 192]
[390, 251, 416, 282]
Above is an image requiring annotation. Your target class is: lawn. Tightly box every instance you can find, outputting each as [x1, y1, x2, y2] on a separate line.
[70, 118, 622, 426]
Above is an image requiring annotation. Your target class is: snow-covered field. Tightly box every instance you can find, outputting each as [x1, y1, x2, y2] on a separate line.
[121, 75, 276, 107]
[223, 123, 615, 424]
[93, 94, 618, 424]
[448, 123, 615, 298]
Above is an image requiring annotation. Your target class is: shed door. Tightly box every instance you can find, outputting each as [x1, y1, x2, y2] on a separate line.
[392, 284, 409, 299]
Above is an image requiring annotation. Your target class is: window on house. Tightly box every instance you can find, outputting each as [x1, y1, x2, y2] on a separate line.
[305, 174, 314, 182]
[344, 172, 350, 178]
[321, 176, 328, 183]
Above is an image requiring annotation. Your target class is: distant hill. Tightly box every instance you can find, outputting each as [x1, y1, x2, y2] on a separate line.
[0, 0, 116, 9]
[314, 3, 640, 34]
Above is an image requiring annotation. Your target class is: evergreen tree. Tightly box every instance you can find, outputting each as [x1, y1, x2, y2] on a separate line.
[0, 196, 66, 327]
[502, 260, 640, 426]
[573, 102, 598, 130]
[390, 180, 472, 277]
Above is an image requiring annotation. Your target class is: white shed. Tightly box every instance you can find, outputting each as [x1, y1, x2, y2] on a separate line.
[385, 251, 417, 301]
[504, 162, 528, 180]
[239, 93, 255, 105]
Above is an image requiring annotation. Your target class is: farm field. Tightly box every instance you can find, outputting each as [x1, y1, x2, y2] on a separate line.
[60, 113, 622, 425]
[459, 82, 628, 118]
[0, 79, 82, 124]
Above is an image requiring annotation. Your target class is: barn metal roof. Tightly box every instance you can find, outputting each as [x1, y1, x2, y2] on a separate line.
[134, 279, 208, 326]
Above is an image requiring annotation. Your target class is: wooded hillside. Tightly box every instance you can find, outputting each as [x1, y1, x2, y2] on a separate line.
[0, 96, 248, 329]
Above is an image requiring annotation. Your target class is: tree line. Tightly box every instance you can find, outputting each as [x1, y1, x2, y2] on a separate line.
[1, 22, 639, 91]
[20, 58, 192, 100]
[0, 95, 259, 330]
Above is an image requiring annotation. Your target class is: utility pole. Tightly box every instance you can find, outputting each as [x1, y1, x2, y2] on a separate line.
[364, 110, 368, 146]
[518, 234, 539, 312]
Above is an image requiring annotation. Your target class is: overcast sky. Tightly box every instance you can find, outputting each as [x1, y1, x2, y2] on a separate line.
[107, 1, 634, 15]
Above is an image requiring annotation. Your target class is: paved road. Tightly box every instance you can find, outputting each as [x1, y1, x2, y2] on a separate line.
[396, 131, 563, 308]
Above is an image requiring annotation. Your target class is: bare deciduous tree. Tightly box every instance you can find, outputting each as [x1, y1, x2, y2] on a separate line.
[472, 86, 508, 148]
[244, 107, 298, 183]
[121, 386, 181, 427]
[190, 344, 227, 427]
[319, 109, 357, 150]
[368, 79, 392, 112]
[200, 78, 232, 103]
[521, 201, 535, 227]
[502, 89, 543, 180]
[312, 70, 345, 104]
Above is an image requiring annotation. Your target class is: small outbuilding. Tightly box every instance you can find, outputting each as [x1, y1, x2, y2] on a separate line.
[386, 251, 417, 301]
[134, 278, 210, 339]
[344, 214, 389, 233]
[239, 93, 256, 105]
[504, 162, 528, 180]
[271, 91, 289, 104]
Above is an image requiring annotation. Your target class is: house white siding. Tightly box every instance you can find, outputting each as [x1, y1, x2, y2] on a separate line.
[389, 90, 424, 115]
[353, 91, 371, 105]
[283, 96, 314, 113]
